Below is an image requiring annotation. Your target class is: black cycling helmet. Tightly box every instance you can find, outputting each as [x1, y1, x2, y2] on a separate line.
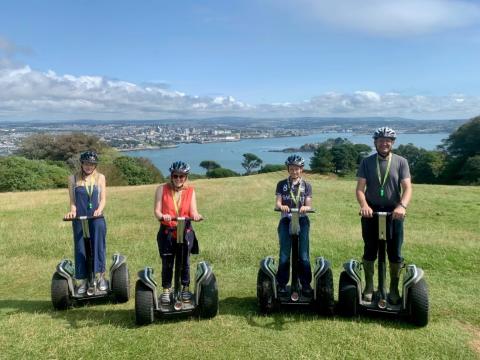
[373, 127, 397, 140]
[80, 150, 99, 164]
[169, 161, 191, 174]
[285, 154, 305, 167]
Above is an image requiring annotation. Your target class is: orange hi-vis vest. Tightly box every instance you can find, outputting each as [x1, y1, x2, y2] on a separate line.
[160, 183, 194, 228]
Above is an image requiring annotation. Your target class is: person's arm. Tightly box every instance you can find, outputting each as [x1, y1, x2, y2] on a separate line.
[154, 185, 170, 221]
[393, 178, 412, 219]
[93, 174, 106, 217]
[356, 177, 373, 217]
[299, 195, 312, 213]
[64, 175, 77, 219]
[276, 194, 289, 213]
[189, 189, 202, 221]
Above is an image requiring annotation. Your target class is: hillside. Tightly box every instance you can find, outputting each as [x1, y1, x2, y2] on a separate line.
[0, 173, 479, 358]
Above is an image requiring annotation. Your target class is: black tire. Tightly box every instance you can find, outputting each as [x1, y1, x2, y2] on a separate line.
[51, 273, 72, 310]
[198, 273, 219, 319]
[256, 270, 275, 314]
[408, 278, 429, 327]
[111, 263, 130, 303]
[338, 271, 358, 317]
[135, 281, 155, 325]
[314, 268, 335, 316]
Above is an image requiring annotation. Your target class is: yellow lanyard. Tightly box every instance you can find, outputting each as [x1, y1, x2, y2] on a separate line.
[288, 178, 303, 206]
[171, 188, 182, 216]
[84, 174, 96, 209]
[376, 154, 392, 198]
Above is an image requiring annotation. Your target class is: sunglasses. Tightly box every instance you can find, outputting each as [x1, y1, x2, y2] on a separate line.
[172, 174, 186, 179]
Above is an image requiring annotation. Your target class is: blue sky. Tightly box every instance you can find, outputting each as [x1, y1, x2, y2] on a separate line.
[1, 0, 480, 121]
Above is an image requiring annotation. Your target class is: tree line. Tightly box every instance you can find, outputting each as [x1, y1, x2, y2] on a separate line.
[0, 116, 478, 191]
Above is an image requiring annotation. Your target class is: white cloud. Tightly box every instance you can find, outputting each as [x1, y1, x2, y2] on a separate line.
[0, 65, 479, 120]
[292, 0, 480, 36]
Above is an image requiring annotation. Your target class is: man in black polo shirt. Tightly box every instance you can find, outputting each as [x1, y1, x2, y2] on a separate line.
[355, 127, 412, 304]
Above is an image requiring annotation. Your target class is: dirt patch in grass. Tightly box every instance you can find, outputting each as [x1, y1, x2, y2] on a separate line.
[461, 322, 480, 356]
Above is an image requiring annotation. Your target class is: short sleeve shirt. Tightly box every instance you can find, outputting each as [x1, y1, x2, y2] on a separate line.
[357, 153, 410, 209]
[276, 178, 312, 217]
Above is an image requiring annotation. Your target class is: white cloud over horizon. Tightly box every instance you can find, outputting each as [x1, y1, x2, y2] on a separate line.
[292, 0, 480, 36]
[0, 65, 479, 121]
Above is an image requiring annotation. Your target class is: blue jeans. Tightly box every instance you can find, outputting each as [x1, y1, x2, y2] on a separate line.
[73, 218, 107, 279]
[276, 216, 312, 288]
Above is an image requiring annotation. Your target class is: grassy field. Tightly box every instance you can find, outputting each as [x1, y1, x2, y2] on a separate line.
[0, 172, 479, 359]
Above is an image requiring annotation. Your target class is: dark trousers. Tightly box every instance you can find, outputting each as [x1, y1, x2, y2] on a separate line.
[157, 226, 193, 289]
[276, 216, 312, 288]
[361, 215, 404, 263]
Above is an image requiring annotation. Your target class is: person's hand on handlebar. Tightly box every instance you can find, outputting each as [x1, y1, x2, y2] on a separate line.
[279, 205, 290, 213]
[392, 205, 406, 220]
[93, 209, 103, 217]
[64, 211, 76, 220]
[161, 214, 172, 222]
[299, 206, 311, 214]
[191, 213, 203, 221]
[359, 204, 373, 218]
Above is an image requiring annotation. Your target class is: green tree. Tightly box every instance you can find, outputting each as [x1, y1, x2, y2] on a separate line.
[113, 156, 163, 185]
[331, 142, 357, 174]
[0, 156, 69, 192]
[258, 164, 285, 173]
[16, 132, 112, 168]
[413, 151, 446, 184]
[310, 144, 334, 173]
[241, 153, 263, 175]
[199, 160, 221, 171]
[459, 155, 480, 184]
[206, 167, 240, 178]
[395, 143, 427, 169]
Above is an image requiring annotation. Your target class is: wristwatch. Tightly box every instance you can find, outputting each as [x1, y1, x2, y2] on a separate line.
[399, 202, 407, 209]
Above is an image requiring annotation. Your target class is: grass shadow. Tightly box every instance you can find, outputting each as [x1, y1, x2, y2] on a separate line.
[0, 299, 136, 329]
[218, 297, 420, 330]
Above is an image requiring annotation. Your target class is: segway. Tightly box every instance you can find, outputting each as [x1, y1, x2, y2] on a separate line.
[256, 208, 334, 315]
[135, 217, 218, 325]
[51, 216, 130, 310]
[338, 212, 429, 326]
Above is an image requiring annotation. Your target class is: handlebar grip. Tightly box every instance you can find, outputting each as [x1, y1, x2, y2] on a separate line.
[274, 208, 316, 213]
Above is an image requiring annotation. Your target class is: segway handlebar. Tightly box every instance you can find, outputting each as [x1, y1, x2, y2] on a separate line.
[63, 215, 104, 221]
[274, 207, 315, 213]
[358, 211, 393, 217]
[166, 216, 205, 222]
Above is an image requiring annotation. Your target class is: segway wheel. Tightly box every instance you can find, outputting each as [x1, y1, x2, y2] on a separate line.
[314, 268, 334, 316]
[408, 278, 429, 327]
[51, 273, 72, 310]
[198, 273, 219, 319]
[256, 270, 275, 314]
[135, 281, 154, 325]
[112, 263, 130, 303]
[338, 271, 358, 317]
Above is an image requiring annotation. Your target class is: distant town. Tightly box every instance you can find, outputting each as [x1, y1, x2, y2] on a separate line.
[0, 117, 466, 155]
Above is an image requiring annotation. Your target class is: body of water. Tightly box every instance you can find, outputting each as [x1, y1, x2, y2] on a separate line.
[126, 132, 450, 174]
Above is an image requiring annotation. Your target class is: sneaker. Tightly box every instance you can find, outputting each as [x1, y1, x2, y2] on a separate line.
[76, 279, 87, 295]
[97, 274, 108, 291]
[181, 286, 193, 302]
[161, 288, 171, 304]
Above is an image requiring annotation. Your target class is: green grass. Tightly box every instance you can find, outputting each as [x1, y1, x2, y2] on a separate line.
[1, 173, 479, 359]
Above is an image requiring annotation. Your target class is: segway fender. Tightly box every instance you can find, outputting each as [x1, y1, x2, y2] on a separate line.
[313, 257, 330, 300]
[402, 264, 424, 309]
[110, 253, 127, 273]
[56, 259, 75, 295]
[137, 267, 159, 309]
[194, 261, 213, 305]
[343, 259, 363, 303]
[259, 256, 278, 298]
